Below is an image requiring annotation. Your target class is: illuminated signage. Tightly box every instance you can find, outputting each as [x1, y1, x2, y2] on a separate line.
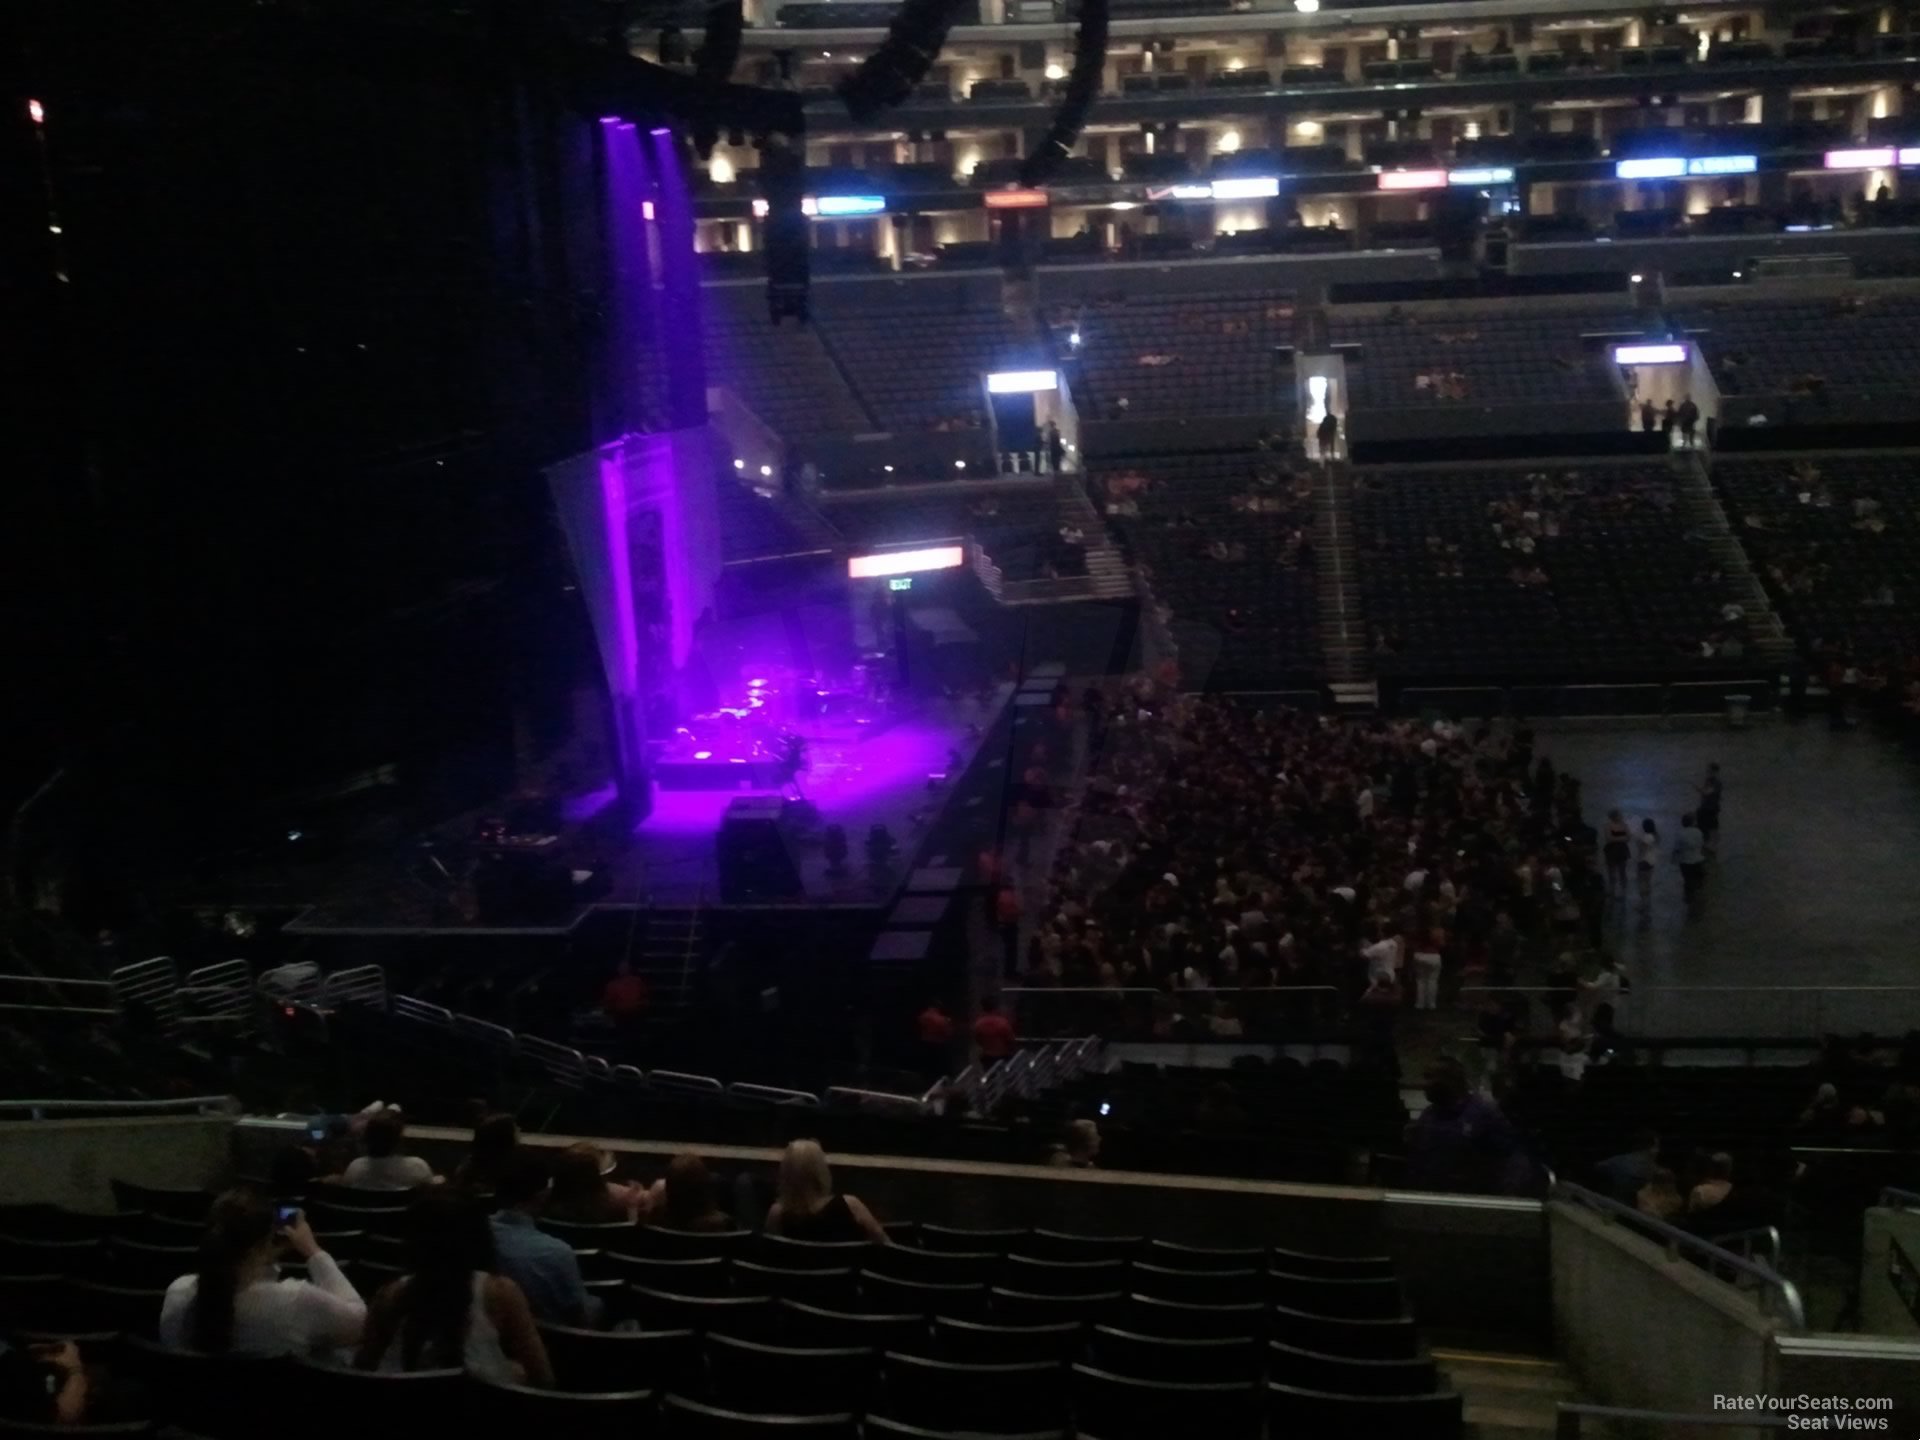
[983, 189, 1049, 209]
[1825, 147, 1895, 170]
[1615, 155, 1756, 179]
[1165, 183, 1215, 200]
[1208, 176, 1281, 200]
[809, 194, 887, 216]
[848, 545, 967, 579]
[889, 576, 915, 591]
[1377, 169, 1447, 191]
[1446, 167, 1514, 186]
[1612, 343, 1689, 365]
[985, 369, 1060, 394]
[1903, 147, 1920, 166]
[1689, 154, 1757, 175]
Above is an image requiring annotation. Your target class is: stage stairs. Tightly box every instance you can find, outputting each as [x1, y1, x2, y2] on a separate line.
[1314, 460, 1376, 705]
[629, 905, 706, 1019]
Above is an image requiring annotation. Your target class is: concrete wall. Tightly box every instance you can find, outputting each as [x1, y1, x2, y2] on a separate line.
[230, 1119, 1551, 1344]
[1511, 227, 1920, 279]
[1551, 1199, 1779, 1434]
[0, 1117, 236, 1212]
[1035, 249, 1442, 304]
[1771, 1335, 1920, 1436]
[1860, 1206, 1920, 1338]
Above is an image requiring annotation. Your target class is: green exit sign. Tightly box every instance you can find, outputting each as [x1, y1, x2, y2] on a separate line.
[889, 577, 914, 591]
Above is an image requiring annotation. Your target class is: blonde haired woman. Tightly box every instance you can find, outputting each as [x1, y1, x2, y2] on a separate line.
[764, 1140, 888, 1244]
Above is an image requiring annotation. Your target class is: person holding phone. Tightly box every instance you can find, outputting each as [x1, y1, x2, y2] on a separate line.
[0, 1339, 87, 1424]
[160, 1189, 365, 1357]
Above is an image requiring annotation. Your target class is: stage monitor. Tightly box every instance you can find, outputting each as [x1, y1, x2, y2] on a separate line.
[848, 544, 967, 579]
[1613, 342, 1689, 366]
[986, 368, 1059, 394]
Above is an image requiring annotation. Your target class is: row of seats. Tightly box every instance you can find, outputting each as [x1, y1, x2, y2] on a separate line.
[1354, 462, 1750, 676]
[1711, 453, 1920, 662]
[0, 1183, 1459, 1439]
[1681, 295, 1920, 398]
[1091, 450, 1320, 690]
[0, 1336, 1463, 1440]
[810, 304, 1025, 434]
[702, 287, 872, 438]
[1062, 292, 1298, 421]
[1334, 309, 1632, 409]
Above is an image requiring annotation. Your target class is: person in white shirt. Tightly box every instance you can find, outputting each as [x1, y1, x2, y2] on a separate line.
[340, 1111, 436, 1191]
[160, 1190, 364, 1357]
[1360, 929, 1402, 985]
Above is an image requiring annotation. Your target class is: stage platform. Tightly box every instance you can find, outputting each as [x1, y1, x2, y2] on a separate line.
[205, 683, 1015, 935]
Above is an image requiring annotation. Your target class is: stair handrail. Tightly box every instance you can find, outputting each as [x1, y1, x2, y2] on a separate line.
[1705, 1223, 1781, 1269]
[1555, 1181, 1805, 1330]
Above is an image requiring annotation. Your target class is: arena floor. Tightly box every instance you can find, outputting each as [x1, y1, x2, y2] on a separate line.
[1525, 716, 1920, 1038]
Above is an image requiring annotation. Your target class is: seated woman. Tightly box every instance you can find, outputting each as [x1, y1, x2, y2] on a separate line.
[765, 1140, 888, 1244]
[356, 1189, 552, 1387]
[452, 1112, 519, 1194]
[659, 1153, 735, 1233]
[160, 1189, 365, 1356]
[545, 1141, 661, 1225]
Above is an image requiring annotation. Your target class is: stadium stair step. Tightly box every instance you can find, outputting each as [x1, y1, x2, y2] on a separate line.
[1434, 1349, 1606, 1440]
[1679, 452, 1797, 665]
[1312, 463, 1373, 690]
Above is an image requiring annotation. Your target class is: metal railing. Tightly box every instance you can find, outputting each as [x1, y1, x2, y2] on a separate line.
[321, 964, 387, 1010]
[1706, 1224, 1782, 1270]
[180, 960, 256, 1034]
[1557, 1181, 1806, 1329]
[0, 1094, 241, 1118]
[0, 970, 119, 1018]
[109, 956, 185, 1032]
[1459, 984, 1920, 1041]
[1556, 1402, 1789, 1438]
[1002, 985, 1340, 1042]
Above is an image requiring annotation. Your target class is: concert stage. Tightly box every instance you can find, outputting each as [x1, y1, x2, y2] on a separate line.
[204, 678, 1011, 933]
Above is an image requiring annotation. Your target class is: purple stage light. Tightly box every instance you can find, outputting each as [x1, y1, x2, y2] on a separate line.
[599, 115, 621, 124]
[651, 127, 672, 136]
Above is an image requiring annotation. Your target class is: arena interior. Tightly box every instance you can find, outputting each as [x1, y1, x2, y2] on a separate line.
[5, 0, 1920, 1433]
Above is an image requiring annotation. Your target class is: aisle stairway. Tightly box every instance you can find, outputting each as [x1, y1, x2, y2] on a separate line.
[1676, 451, 1796, 669]
[1437, 1349, 1610, 1440]
[996, 476, 1135, 606]
[628, 906, 706, 1021]
[1314, 459, 1377, 708]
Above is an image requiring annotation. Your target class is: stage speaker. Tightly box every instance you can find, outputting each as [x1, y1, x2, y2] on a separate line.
[717, 797, 804, 902]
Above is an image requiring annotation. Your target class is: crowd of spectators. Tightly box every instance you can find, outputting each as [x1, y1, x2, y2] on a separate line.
[1022, 680, 1605, 1044]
